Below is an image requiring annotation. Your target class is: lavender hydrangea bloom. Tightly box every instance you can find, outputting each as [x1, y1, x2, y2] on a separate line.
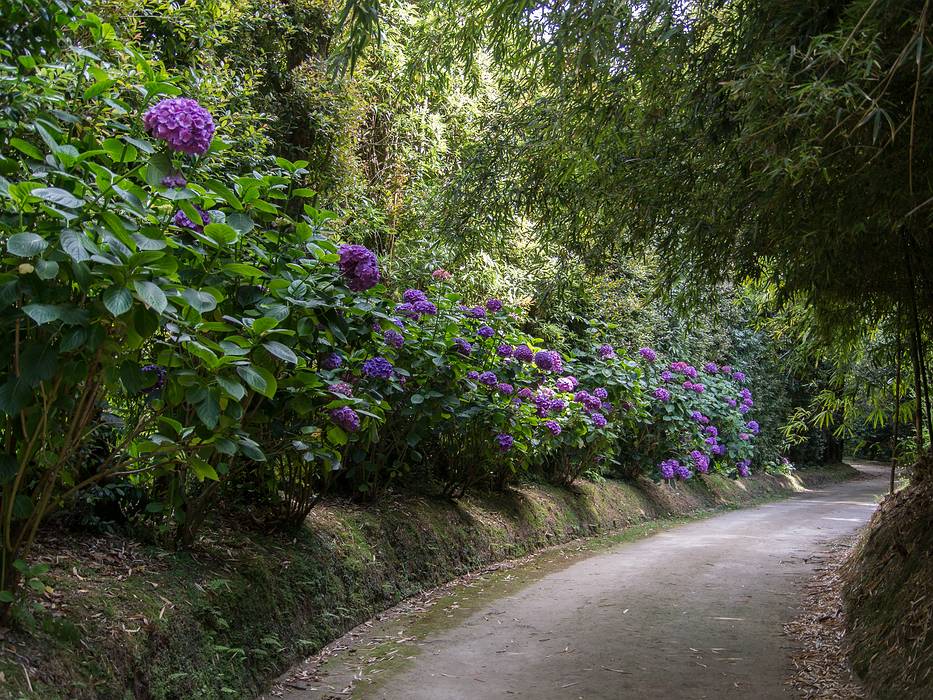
[383, 329, 404, 348]
[591, 413, 607, 428]
[712, 444, 727, 456]
[141, 364, 166, 393]
[486, 298, 503, 312]
[514, 344, 534, 362]
[692, 383, 705, 393]
[739, 404, 750, 414]
[733, 371, 746, 383]
[321, 353, 342, 370]
[173, 206, 209, 232]
[653, 387, 671, 401]
[467, 370, 480, 380]
[739, 433, 751, 441]
[555, 377, 575, 392]
[703, 362, 719, 373]
[705, 425, 719, 437]
[403, 289, 427, 303]
[721, 365, 733, 375]
[674, 463, 693, 480]
[549, 398, 567, 413]
[396, 303, 417, 319]
[598, 344, 616, 359]
[661, 370, 673, 382]
[478, 371, 498, 386]
[583, 395, 602, 412]
[497, 344, 513, 358]
[478, 325, 495, 339]
[705, 436, 718, 446]
[690, 410, 704, 422]
[548, 351, 564, 373]
[362, 357, 394, 379]
[338, 244, 380, 291]
[739, 388, 753, 401]
[737, 459, 751, 477]
[691, 450, 710, 473]
[453, 338, 472, 355]
[534, 350, 557, 372]
[413, 300, 437, 316]
[329, 382, 353, 396]
[683, 381, 695, 391]
[143, 97, 215, 155]
[544, 420, 562, 436]
[593, 387, 608, 399]
[466, 306, 486, 319]
[496, 433, 514, 452]
[726, 397, 738, 407]
[161, 172, 187, 188]
[639, 347, 657, 362]
[330, 406, 361, 432]
[517, 388, 534, 400]
[746, 420, 760, 434]
[659, 459, 678, 480]
[497, 382, 514, 395]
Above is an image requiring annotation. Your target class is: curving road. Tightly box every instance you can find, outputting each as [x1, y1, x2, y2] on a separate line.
[278, 463, 886, 700]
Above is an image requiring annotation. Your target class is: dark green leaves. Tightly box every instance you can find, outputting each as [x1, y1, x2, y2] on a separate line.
[133, 280, 168, 314]
[103, 286, 133, 316]
[7, 233, 47, 257]
[32, 187, 83, 209]
[236, 364, 277, 398]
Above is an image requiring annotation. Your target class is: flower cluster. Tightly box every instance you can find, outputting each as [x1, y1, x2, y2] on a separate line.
[143, 97, 216, 155]
[338, 244, 380, 291]
[330, 406, 361, 432]
[362, 357, 394, 379]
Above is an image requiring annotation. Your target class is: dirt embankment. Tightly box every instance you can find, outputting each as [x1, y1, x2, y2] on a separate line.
[842, 479, 933, 699]
[0, 464, 856, 700]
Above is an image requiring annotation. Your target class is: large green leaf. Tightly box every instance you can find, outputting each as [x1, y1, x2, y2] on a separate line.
[182, 288, 217, 314]
[262, 341, 298, 365]
[103, 286, 133, 316]
[133, 280, 168, 314]
[236, 364, 277, 398]
[32, 187, 84, 209]
[60, 229, 90, 262]
[7, 233, 48, 257]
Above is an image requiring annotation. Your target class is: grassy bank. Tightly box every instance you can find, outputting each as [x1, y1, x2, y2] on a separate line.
[842, 478, 933, 699]
[0, 464, 857, 700]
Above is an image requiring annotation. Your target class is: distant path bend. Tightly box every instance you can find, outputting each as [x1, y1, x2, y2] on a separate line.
[346, 463, 885, 699]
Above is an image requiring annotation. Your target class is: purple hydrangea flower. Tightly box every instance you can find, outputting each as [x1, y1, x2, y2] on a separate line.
[591, 413, 607, 428]
[496, 433, 514, 452]
[413, 300, 437, 316]
[534, 350, 557, 372]
[549, 398, 567, 413]
[703, 362, 718, 373]
[746, 420, 760, 434]
[675, 463, 693, 480]
[712, 444, 727, 456]
[453, 338, 472, 355]
[383, 329, 404, 348]
[733, 371, 746, 383]
[160, 172, 187, 188]
[659, 459, 678, 480]
[705, 436, 718, 446]
[338, 244, 380, 291]
[143, 97, 215, 155]
[486, 298, 503, 312]
[739, 432, 751, 441]
[514, 344, 534, 362]
[497, 344, 513, 358]
[639, 347, 657, 362]
[690, 410, 704, 422]
[737, 459, 751, 477]
[653, 387, 671, 402]
[497, 382, 514, 395]
[329, 381, 353, 396]
[720, 365, 733, 375]
[593, 387, 608, 399]
[692, 383, 705, 393]
[726, 397, 738, 407]
[583, 394, 602, 412]
[661, 370, 674, 382]
[362, 356, 394, 379]
[141, 364, 166, 392]
[739, 404, 750, 414]
[517, 388, 534, 400]
[466, 306, 486, 319]
[705, 425, 718, 437]
[739, 388, 753, 401]
[402, 289, 427, 303]
[683, 381, 695, 391]
[555, 377, 575, 392]
[478, 325, 495, 339]
[330, 406, 361, 432]
[396, 303, 417, 319]
[478, 371, 498, 386]
[691, 450, 710, 473]
[173, 206, 209, 232]
[321, 353, 343, 370]
[467, 370, 480, 380]
[598, 344, 616, 359]
[544, 420, 561, 436]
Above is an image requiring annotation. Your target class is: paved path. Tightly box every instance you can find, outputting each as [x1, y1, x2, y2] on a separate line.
[280, 464, 887, 699]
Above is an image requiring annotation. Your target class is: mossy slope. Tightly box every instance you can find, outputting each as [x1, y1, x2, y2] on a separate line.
[0, 464, 855, 700]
